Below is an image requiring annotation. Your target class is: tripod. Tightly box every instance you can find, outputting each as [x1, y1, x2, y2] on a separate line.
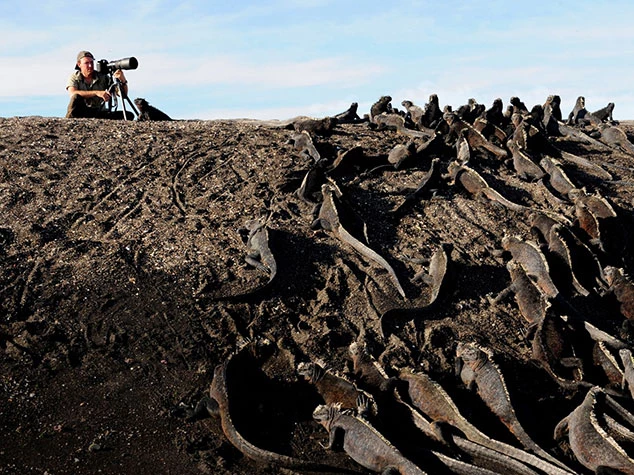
[107, 76, 139, 120]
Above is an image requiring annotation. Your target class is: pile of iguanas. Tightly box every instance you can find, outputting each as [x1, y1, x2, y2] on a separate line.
[187, 94, 634, 474]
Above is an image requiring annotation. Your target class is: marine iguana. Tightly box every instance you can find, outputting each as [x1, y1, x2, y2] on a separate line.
[347, 342, 529, 474]
[295, 158, 329, 203]
[456, 342, 574, 472]
[567, 96, 590, 126]
[501, 235, 560, 299]
[388, 140, 418, 169]
[604, 266, 634, 320]
[313, 403, 428, 474]
[421, 94, 443, 129]
[506, 139, 546, 182]
[401, 100, 425, 129]
[200, 342, 355, 473]
[370, 95, 393, 122]
[542, 95, 563, 137]
[398, 368, 574, 475]
[490, 259, 550, 327]
[510, 96, 529, 115]
[288, 130, 321, 162]
[569, 188, 617, 252]
[134, 98, 172, 121]
[411, 244, 450, 306]
[619, 348, 634, 399]
[390, 157, 441, 217]
[297, 361, 377, 418]
[598, 123, 634, 155]
[311, 182, 407, 298]
[445, 161, 528, 213]
[530, 212, 604, 296]
[592, 102, 616, 123]
[531, 313, 587, 390]
[482, 98, 505, 128]
[455, 129, 471, 164]
[539, 156, 578, 200]
[554, 386, 634, 474]
[335, 102, 364, 124]
[373, 112, 406, 132]
[292, 116, 338, 137]
[209, 218, 277, 300]
[239, 218, 277, 284]
[443, 112, 508, 159]
[456, 98, 485, 124]
[473, 117, 508, 144]
[543, 95, 563, 122]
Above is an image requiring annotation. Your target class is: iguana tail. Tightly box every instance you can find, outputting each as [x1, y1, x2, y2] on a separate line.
[337, 224, 406, 298]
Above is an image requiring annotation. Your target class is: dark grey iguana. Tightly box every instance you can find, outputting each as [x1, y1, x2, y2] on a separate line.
[296, 158, 329, 203]
[473, 116, 508, 144]
[398, 368, 574, 475]
[346, 342, 524, 474]
[506, 139, 545, 182]
[421, 94, 443, 129]
[240, 218, 277, 285]
[292, 116, 338, 137]
[334, 102, 364, 124]
[210, 218, 277, 300]
[401, 100, 425, 129]
[187, 341, 358, 473]
[312, 182, 406, 298]
[288, 130, 321, 162]
[531, 313, 587, 390]
[443, 112, 508, 160]
[569, 188, 618, 252]
[619, 348, 634, 399]
[297, 361, 377, 418]
[390, 157, 441, 216]
[554, 386, 634, 474]
[456, 342, 574, 472]
[530, 211, 605, 296]
[313, 403, 428, 474]
[388, 139, 418, 169]
[490, 259, 550, 327]
[501, 235, 560, 299]
[370, 95, 393, 123]
[598, 123, 634, 156]
[411, 244, 450, 306]
[538, 156, 578, 200]
[604, 266, 634, 321]
[445, 161, 528, 213]
[591, 102, 616, 123]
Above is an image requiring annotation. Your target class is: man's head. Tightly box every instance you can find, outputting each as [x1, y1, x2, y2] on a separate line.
[75, 51, 95, 76]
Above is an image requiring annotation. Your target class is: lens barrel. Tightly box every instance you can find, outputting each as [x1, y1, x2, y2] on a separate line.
[108, 57, 138, 70]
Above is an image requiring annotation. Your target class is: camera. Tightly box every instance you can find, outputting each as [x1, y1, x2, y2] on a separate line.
[95, 57, 139, 73]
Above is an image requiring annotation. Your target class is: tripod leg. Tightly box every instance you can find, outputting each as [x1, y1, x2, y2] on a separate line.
[123, 96, 139, 119]
[120, 93, 129, 121]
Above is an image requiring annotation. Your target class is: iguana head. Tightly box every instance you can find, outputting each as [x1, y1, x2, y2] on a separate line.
[297, 361, 325, 383]
[313, 403, 341, 429]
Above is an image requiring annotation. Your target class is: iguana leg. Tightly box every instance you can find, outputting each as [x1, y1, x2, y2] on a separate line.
[245, 254, 268, 272]
[183, 395, 219, 420]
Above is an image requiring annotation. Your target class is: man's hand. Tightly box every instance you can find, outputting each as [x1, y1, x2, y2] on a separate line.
[99, 90, 112, 102]
[113, 69, 127, 83]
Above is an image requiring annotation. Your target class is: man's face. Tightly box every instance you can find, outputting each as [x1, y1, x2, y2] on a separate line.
[78, 56, 94, 78]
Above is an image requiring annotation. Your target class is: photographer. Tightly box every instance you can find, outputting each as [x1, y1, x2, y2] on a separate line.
[65, 51, 134, 119]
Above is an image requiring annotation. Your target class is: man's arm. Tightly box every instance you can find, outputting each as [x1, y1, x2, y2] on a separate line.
[113, 69, 128, 96]
[67, 86, 111, 103]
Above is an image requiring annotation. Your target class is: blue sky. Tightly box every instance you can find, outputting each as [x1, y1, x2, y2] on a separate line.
[1, 0, 633, 120]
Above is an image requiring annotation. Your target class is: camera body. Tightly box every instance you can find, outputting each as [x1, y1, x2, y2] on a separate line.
[95, 57, 139, 74]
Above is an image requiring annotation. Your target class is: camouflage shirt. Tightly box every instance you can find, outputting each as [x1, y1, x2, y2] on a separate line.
[66, 71, 112, 109]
